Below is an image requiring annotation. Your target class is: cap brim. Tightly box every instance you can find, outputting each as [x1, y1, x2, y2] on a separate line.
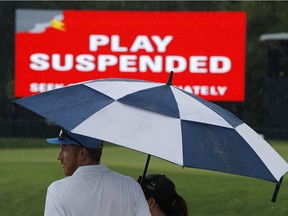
[47, 131, 103, 149]
[46, 137, 79, 145]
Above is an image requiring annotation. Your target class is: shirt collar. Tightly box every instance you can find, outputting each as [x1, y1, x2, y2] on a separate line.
[73, 164, 110, 175]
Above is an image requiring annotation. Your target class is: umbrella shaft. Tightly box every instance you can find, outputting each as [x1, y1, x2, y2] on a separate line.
[142, 155, 151, 180]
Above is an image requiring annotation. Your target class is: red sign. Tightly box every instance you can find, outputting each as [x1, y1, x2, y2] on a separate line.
[15, 10, 246, 101]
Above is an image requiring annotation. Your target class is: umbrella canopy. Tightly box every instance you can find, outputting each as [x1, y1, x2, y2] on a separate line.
[14, 75, 288, 190]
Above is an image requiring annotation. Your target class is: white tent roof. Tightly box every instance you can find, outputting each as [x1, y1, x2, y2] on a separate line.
[259, 32, 288, 41]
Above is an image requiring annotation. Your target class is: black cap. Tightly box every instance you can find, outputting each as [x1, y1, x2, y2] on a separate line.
[141, 174, 177, 208]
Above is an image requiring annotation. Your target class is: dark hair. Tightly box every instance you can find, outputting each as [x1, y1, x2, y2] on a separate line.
[141, 174, 188, 216]
[86, 148, 102, 163]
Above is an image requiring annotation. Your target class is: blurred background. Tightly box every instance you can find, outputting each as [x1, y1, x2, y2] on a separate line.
[0, 1, 288, 139]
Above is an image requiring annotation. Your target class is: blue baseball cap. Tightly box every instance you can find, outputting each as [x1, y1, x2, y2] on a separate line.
[47, 129, 103, 149]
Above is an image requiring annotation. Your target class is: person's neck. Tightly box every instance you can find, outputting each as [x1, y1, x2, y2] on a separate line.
[80, 159, 100, 166]
[151, 208, 167, 216]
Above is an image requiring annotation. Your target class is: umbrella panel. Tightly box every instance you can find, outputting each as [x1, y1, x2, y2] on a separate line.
[16, 85, 114, 130]
[182, 120, 276, 182]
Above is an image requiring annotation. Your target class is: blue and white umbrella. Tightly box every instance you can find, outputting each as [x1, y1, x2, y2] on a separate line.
[14, 74, 288, 201]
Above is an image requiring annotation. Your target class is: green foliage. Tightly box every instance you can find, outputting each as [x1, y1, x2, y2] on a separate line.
[1, 138, 288, 216]
[0, 137, 48, 149]
[238, 2, 288, 126]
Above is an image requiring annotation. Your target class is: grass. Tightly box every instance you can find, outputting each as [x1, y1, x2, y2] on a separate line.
[1, 138, 288, 215]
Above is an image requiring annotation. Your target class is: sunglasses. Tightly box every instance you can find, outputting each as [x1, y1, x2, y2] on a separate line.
[58, 129, 85, 148]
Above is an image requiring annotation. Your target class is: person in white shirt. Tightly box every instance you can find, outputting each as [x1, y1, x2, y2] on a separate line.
[44, 129, 151, 216]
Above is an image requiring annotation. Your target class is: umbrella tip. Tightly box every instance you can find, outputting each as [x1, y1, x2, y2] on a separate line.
[167, 71, 174, 85]
[271, 176, 284, 203]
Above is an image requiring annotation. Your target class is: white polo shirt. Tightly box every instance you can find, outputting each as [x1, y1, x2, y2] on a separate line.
[44, 165, 151, 216]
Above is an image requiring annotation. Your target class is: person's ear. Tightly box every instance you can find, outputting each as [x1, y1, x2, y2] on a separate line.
[147, 197, 156, 209]
[79, 147, 88, 162]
